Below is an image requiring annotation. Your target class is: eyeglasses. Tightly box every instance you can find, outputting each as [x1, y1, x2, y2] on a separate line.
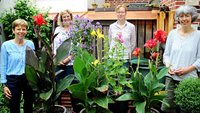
[117, 11, 125, 14]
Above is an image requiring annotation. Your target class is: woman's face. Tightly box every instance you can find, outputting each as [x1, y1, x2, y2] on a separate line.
[116, 7, 126, 21]
[12, 25, 27, 40]
[62, 13, 72, 26]
[178, 13, 192, 27]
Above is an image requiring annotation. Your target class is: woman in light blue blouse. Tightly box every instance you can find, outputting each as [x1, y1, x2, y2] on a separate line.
[0, 19, 35, 113]
[161, 5, 200, 113]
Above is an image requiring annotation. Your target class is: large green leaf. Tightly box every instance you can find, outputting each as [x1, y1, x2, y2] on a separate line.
[54, 38, 71, 65]
[26, 46, 38, 69]
[25, 65, 39, 91]
[116, 93, 133, 101]
[73, 56, 85, 76]
[56, 74, 74, 94]
[40, 87, 53, 101]
[85, 71, 97, 89]
[135, 101, 146, 113]
[68, 83, 87, 101]
[156, 67, 168, 80]
[95, 97, 109, 109]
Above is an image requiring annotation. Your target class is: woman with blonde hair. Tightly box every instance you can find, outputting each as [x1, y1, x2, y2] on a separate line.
[53, 9, 74, 80]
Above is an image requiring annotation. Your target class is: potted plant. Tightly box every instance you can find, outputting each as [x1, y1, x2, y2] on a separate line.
[66, 16, 113, 113]
[25, 13, 74, 112]
[116, 29, 169, 113]
[175, 78, 200, 113]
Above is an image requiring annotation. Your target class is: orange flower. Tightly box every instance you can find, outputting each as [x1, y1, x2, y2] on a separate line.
[132, 48, 141, 57]
[33, 14, 47, 26]
[151, 52, 159, 60]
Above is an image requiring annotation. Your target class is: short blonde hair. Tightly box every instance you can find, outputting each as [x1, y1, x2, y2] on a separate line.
[115, 4, 128, 13]
[58, 9, 73, 26]
[12, 19, 28, 30]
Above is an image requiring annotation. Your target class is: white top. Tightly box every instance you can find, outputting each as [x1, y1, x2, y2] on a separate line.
[163, 29, 200, 81]
[53, 26, 73, 65]
[108, 21, 136, 59]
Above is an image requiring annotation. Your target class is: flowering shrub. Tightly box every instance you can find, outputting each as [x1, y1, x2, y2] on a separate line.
[117, 29, 169, 113]
[70, 15, 103, 54]
[102, 33, 130, 96]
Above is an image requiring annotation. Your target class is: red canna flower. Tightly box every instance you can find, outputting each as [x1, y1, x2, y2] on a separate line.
[132, 48, 141, 57]
[151, 52, 159, 60]
[153, 29, 167, 43]
[144, 39, 157, 49]
[33, 14, 47, 26]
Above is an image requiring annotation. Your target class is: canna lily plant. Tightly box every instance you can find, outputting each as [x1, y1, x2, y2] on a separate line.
[67, 16, 114, 113]
[116, 29, 169, 113]
[25, 13, 74, 112]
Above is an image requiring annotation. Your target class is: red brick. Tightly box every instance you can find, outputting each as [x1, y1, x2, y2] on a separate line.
[175, 1, 185, 5]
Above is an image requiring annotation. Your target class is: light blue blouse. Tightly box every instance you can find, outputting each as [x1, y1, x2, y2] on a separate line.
[163, 29, 200, 81]
[0, 40, 35, 83]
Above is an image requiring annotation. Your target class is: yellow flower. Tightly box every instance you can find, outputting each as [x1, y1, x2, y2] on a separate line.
[96, 28, 104, 38]
[91, 29, 96, 37]
[92, 60, 99, 66]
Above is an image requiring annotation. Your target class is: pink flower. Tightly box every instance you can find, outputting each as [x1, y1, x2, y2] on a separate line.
[144, 39, 157, 49]
[116, 33, 124, 43]
[153, 29, 167, 43]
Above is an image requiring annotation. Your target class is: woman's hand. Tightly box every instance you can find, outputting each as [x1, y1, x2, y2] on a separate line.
[168, 68, 176, 75]
[174, 65, 196, 76]
[3, 86, 12, 99]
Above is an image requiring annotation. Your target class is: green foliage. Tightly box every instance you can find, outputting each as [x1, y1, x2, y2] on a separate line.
[25, 39, 74, 112]
[68, 48, 112, 113]
[0, 0, 51, 44]
[175, 78, 200, 113]
[0, 85, 9, 113]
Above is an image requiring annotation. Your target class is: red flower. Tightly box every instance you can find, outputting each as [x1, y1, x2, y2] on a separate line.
[33, 14, 47, 26]
[153, 29, 167, 43]
[144, 39, 157, 49]
[151, 52, 159, 60]
[132, 48, 141, 57]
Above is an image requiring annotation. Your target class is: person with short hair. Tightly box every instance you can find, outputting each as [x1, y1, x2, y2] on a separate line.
[108, 4, 136, 64]
[0, 19, 35, 113]
[162, 5, 200, 113]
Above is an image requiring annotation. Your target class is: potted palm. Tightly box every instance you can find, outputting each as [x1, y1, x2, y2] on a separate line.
[116, 29, 169, 113]
[25, 13, 74, 112]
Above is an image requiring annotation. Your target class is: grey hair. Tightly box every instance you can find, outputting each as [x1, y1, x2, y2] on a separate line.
[175, 5, 199, 22]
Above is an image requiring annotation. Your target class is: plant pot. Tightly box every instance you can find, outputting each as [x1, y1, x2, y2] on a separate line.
[48, 105, 67, 113]
[36, 105, 67, 113]
[151, 108, 160, 113]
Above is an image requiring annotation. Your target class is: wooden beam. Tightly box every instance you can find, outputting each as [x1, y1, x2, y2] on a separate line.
[48, 11, 158, 20]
